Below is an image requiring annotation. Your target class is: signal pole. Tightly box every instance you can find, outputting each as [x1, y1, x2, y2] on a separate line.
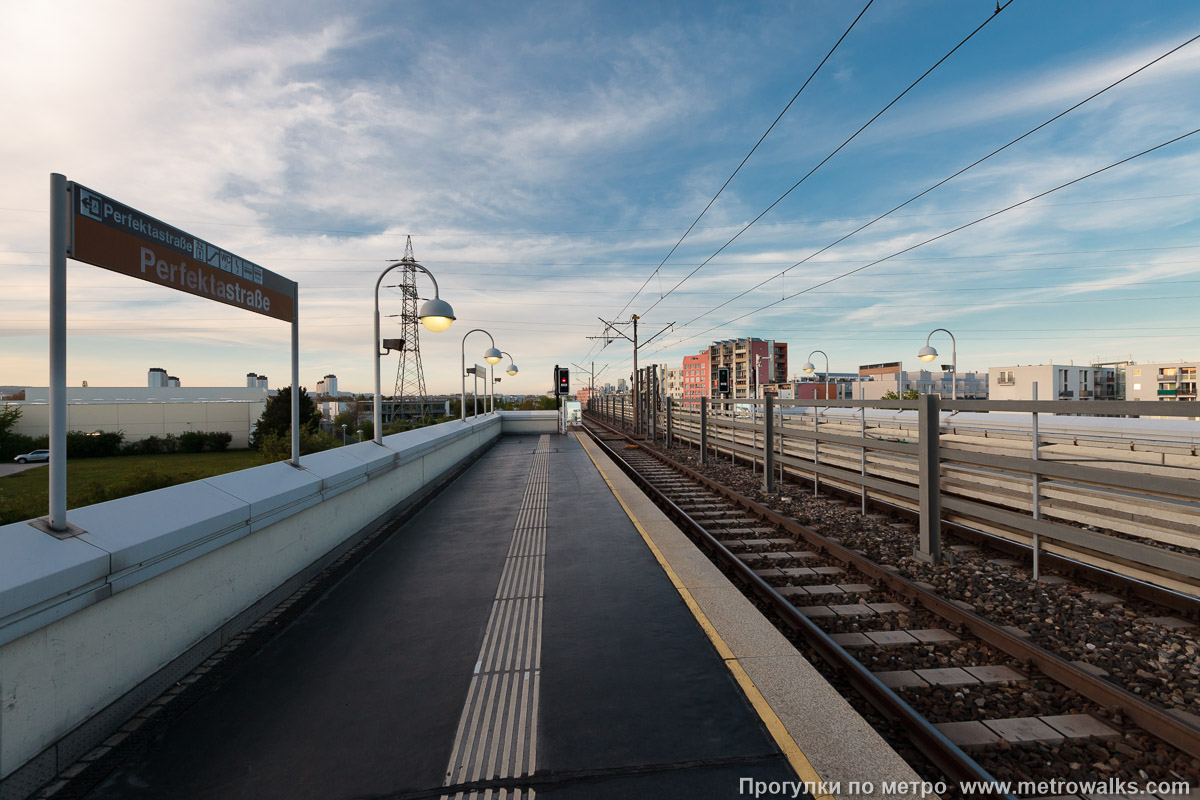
[589, 315, 673, 436]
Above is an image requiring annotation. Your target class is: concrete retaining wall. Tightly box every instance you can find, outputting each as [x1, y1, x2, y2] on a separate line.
[0, 414, 560, 791]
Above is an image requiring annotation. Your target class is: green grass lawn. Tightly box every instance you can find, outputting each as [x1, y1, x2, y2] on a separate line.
[0, 450, 265, 524]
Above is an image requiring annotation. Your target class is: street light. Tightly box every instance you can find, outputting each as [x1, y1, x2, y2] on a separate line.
[374, 259, 454, 445]
[802, 349, 830, 398]
[462, 329, 502, 420]
[918, 328, 957, 400]
[503, 351, 518, 377]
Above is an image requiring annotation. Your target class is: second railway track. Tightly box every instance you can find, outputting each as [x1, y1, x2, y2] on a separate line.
[581, 416, 1200, 797]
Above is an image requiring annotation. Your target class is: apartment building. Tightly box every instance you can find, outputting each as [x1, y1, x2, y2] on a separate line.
[1125, 361, 1198, 402]
[680, 349, 710, 405]
[763, 374, 863, 400]
[765, 380, 838, 400]
[988, 364, 1117, 401]
[858, 363, 988, 401]
[663, 366, 683, 399]
[709, 338, 788, 399]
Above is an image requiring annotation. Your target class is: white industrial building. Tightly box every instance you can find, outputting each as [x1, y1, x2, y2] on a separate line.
[8, 382, 270, 448]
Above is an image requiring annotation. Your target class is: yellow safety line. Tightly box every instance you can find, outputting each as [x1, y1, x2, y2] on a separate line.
[575, 433, 835, 800]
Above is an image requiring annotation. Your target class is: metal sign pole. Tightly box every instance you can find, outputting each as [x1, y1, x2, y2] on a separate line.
[291, 293, 300, 465]
[764, 396, 775, 493]
[48, 173, 69, 531]
[860, 380, 868, 514]
[1031, 381, 1041, 580]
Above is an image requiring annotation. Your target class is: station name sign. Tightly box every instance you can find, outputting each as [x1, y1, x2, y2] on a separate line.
[70, 183, 296, 322]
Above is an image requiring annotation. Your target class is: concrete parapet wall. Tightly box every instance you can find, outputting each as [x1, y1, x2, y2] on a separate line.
[0, 416, 503, 788]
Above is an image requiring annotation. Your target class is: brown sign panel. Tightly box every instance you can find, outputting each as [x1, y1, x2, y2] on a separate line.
[69, 183, 296, 322]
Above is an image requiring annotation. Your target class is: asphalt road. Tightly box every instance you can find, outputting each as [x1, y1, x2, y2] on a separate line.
[0, 461, 45, 477]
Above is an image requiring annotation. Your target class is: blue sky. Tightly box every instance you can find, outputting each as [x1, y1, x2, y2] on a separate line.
[2, 1, 1200, 394]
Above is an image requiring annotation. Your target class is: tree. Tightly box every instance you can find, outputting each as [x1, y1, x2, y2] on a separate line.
[332, 398, 370, 429]
[882, 389, 920, 400]
[0, 404, 20, 436]
[249, 386, 323, 450]
[0, 405, 34, 461]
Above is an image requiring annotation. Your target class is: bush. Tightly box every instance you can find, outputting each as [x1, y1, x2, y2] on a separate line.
[1, 429, 125, 460]
[178, 431, 206, 453]
[65, 430, 125, 459]
[0, 431, 37, 462]
[206, 432, 232, 451]
[130, 435, 166, 455]
[256, 429, 337, 463]
[177, 431, 233, 453]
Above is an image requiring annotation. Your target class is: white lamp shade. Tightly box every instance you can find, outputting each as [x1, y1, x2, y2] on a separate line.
[484, 347, 503, 364]
[506, 365, 519, 376]
[917, 345, 938, 362]
[418, 297, 456, 332]
[802, 362, 815, 374]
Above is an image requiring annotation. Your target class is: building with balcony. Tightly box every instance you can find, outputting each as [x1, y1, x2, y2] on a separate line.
[857, 367, 988, 400]
[664, 366, 683, 400]
[987, 364, 1115, 401]
[1126, 361, 1199, 402]
[708, 338, 787, 399]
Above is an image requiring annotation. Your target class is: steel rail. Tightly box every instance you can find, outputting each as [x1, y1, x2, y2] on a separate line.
[581, 421, 1011, 795]
[584, 414, 1200, 763]
[665, 412, 1200, 608]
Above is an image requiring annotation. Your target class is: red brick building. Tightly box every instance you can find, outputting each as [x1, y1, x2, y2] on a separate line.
[681, 350, 710, 406]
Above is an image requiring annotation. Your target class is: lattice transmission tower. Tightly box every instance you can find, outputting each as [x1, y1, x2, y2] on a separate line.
[390, 236, 428, 411]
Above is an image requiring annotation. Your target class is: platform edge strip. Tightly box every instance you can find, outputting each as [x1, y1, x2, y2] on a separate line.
[574, 432, 836, 800]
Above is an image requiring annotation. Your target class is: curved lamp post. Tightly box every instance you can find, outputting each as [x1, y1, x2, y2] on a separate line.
[496, 351, 518, 413]
[462, 329, 503, 421]
[374, 260, 454, 445]
[801, 349, 831, 496]
[918, 328, 957, 400]
[802, 349, 830, 398]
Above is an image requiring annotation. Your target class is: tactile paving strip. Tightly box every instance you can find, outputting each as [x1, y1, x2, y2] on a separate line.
[441, 435, 549, 799]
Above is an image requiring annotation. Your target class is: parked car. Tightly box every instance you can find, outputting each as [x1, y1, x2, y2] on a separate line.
[14, 449, 49, 464]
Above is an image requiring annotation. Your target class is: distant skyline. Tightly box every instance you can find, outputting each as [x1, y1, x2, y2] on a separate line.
[3, 1, 1200, 394]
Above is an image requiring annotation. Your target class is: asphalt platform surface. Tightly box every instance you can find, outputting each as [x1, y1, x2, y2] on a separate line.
[82, 433, 796, 799]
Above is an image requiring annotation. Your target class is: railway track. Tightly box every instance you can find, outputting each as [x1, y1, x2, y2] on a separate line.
[653, 404, 1200, 604]
[581, 416, 1200, 797]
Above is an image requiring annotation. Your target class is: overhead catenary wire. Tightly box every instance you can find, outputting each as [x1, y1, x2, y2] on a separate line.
[670, 29, 1200, 331]
[611, 0, 876, 321]
[9, 268, 1200, 299]
[645, 124, 1200, 357]
[637, 0, 1014, 318]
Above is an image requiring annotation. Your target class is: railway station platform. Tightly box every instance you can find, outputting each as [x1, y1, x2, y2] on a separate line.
[66, 431, 919, 800]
